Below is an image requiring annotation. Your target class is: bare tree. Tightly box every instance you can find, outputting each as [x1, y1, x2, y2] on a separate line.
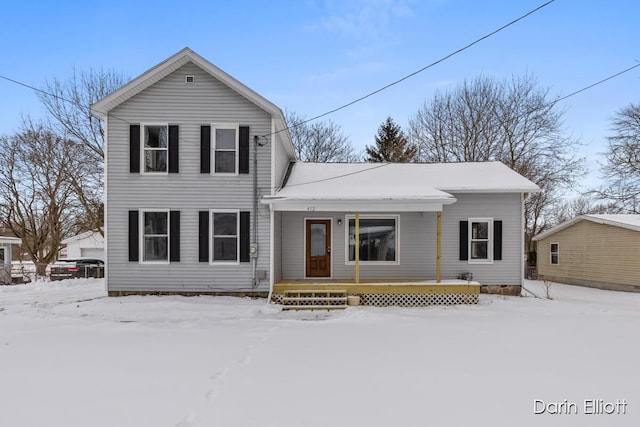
[285, 110, 359, 162]
[552, 195, 620, 225]
[366, 116, 417, 162]
[409, 74, 585, 252]
[0, 121, 83, 276]
[38, 68, 127, 160]
[596, 103, 640, 212]
[37, 68, 128, 235]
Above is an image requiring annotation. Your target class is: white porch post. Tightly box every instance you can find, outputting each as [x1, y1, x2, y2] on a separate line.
[355, 211, 360, 284]
[436, 211, 442, 283]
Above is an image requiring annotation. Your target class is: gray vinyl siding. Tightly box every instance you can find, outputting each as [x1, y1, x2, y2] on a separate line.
[272, 131, 293, 191]
[106, 62, 274, 293]
[279, 193, 523, 285]
[441, 193, 522, 285]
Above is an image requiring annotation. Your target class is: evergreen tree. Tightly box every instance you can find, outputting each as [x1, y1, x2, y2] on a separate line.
[366, 116, 417, 162]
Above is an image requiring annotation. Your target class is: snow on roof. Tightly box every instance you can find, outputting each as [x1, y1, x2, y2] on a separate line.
[0, 236, 22, 245]
[271, 161, 539, 202]
[61, 230, 103, 245]
[533, 214, 640, 241]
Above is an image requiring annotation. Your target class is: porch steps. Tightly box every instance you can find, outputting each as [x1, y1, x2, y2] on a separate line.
[281, 290, 348, 310]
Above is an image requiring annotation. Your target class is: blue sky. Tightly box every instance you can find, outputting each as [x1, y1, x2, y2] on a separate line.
[1, 0, 638, 189]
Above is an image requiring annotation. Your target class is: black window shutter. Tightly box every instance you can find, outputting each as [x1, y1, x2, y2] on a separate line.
[240, 211, 250, 262]
[493, 220, 503, 261]
[170, 211, 180, 262]
[239, 126, 250, 174]
[459, 221, 469, 261]
[130, 125, 140, 173]
[201, 126, 211, 173]
[168, 125, 179, 174]
[128, 210, 139, 262]
[240, 212, 251, 262]
[198, 211, 209, 262]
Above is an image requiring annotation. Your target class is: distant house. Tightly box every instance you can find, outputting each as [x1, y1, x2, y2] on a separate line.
[91, 47, 540, 305]
[533, 214, 640, 292]
[0, 236, 22, 284]
[60, 230, 104, 260]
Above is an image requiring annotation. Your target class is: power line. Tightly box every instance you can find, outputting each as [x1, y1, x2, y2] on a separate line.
[274, 162, 391, 190]
[2, 0, 553, 133]
[0, 74, 134, 126]
[262, 0, 557, 138]
[554, 62, 640, 104]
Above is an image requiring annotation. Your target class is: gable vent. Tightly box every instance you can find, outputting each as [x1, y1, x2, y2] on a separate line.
[185, 75, 195, 84]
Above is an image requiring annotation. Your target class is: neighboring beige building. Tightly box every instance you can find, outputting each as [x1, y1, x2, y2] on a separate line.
[533, 214, 640, 292]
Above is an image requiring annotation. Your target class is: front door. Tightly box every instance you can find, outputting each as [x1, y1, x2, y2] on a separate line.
[306, 219, 331, 277]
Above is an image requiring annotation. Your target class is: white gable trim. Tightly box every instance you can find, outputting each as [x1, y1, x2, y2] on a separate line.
[92, 48, 281, 118]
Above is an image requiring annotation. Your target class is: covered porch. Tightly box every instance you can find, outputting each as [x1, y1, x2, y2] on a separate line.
[263, 163, 479, 307]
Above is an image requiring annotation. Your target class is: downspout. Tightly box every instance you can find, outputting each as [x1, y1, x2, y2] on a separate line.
[252, 135, 259, 288]
[520, 192, 525, 288]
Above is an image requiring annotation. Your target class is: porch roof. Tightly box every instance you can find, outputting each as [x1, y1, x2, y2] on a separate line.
[263, 161, 539, 212]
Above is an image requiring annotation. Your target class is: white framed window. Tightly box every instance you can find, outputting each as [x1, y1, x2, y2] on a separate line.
[141, 124, 168, 173]
[550, 242, 559, 265]
[212, 124, 239, 174]
[140, 210, 169, 263]
[210, 209, 240, 264]
[469, 218, 493, 263]
[345, 215, 399, 264]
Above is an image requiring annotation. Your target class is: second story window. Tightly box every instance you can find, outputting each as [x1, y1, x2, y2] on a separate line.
[200, 125, 249, 175]
[213, 125, 239, 174]
[143, 125, 168, 173]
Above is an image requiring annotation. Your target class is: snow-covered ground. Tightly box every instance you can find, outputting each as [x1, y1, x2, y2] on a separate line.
[1, 279, 638, 426]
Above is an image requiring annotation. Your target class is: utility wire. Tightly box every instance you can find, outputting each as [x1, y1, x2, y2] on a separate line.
[554, 62, 640, 104]
[272, 163, 392, 190]
[262, 0, 557, 138]
[1, 0, 553, 131]
[0, 74, 134, 126]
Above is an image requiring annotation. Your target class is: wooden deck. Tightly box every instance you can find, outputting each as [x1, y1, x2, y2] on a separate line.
[274, 279, 480, 295]
[273, 279, 480, 306]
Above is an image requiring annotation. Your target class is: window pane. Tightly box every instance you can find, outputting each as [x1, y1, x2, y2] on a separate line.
[213, 213, 237, 236]
[144, 212, 168, 234]
[215, 151, 236, 173]
[471, 222, 488, 239]
[145, 125, 167, 148]
[348, 218, 396, 262]
[144, 236, 168, 261]
[470, 241, 488, 260]
[551, 253, 558, 264]
[550, 243, 558, 253]
[310, 224, 326, 256]
[216, 128, 236, 149]
[214, 237, 237, 261]
[145, 150, 167, 172]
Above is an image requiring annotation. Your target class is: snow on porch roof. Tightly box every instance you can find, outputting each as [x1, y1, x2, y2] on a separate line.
[269, 161, 539, 200]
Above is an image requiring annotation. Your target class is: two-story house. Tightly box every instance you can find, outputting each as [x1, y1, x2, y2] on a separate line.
[92, 48, 539, 306]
